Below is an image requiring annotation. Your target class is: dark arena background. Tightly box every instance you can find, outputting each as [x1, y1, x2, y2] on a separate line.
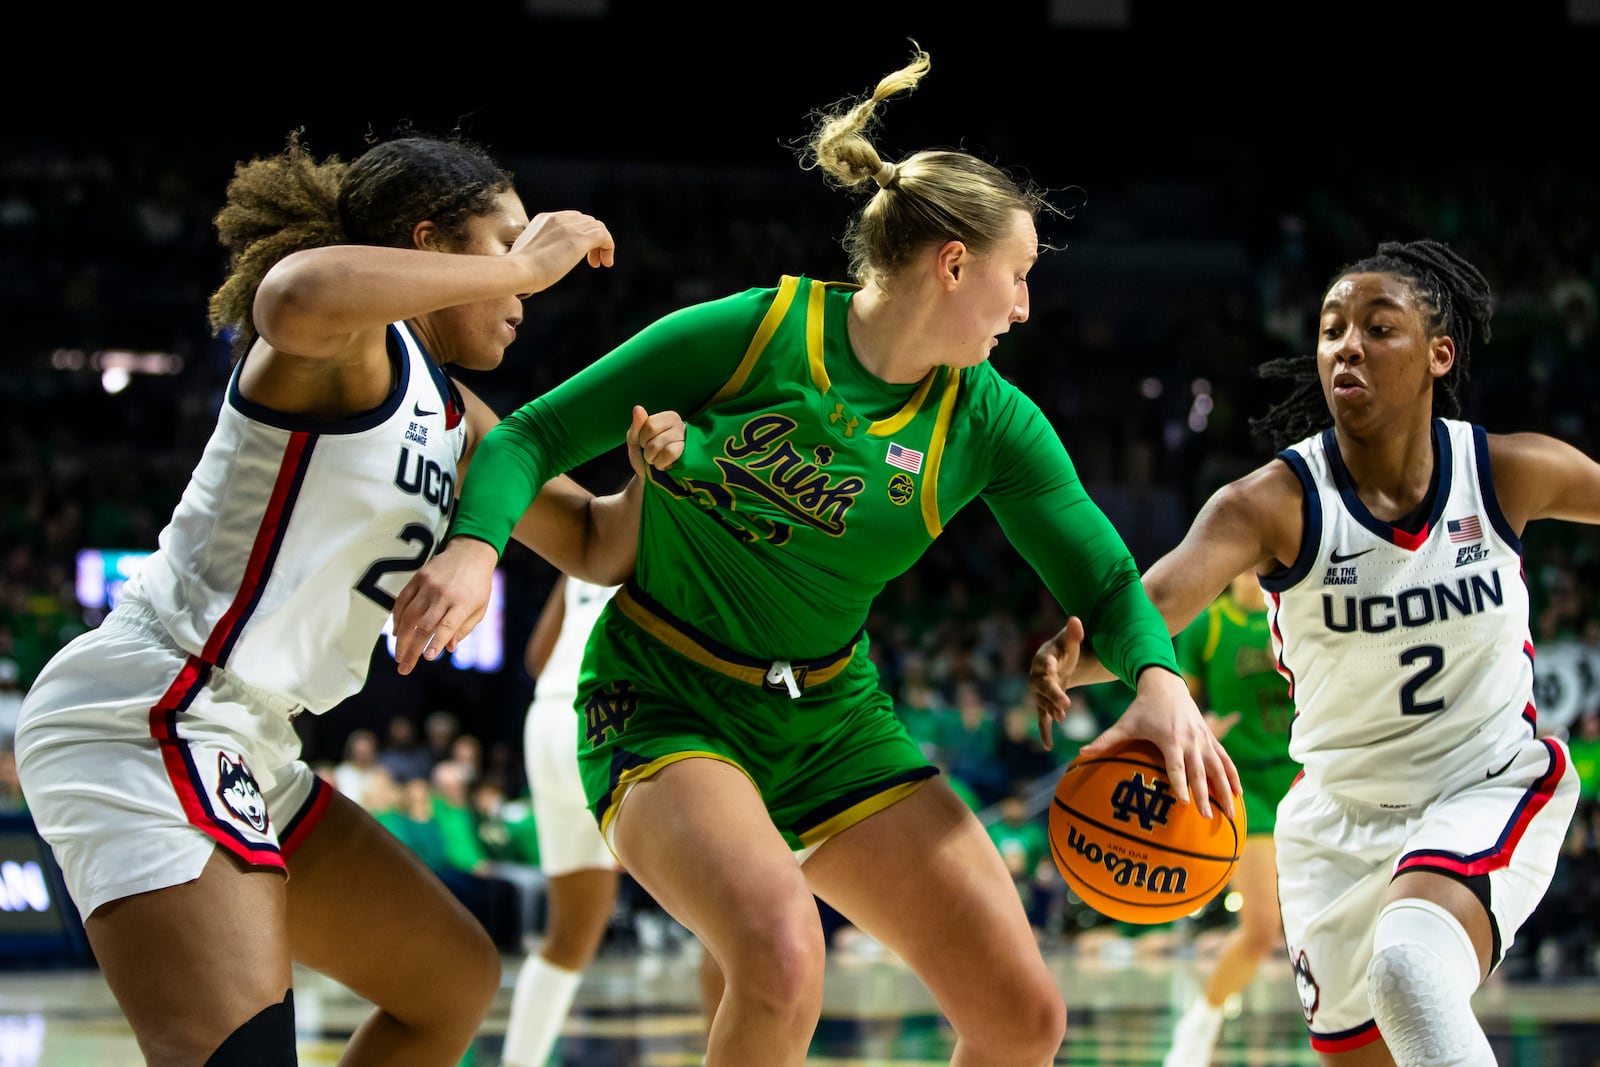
[3, 2, 1599, 1063]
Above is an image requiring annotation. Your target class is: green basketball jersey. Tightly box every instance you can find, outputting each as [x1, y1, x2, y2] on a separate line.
[1175, 594, 1295, 772]
[451, 276, 1176, 685]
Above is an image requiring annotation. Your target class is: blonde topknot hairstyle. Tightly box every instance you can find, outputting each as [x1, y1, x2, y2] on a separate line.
[801, 42, 1058, 285]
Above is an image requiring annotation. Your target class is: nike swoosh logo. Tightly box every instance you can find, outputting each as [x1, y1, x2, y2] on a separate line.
[1330, 548, 1376, 564]
[1485, 756, 1516, 780]
[413, 402, 438, 417]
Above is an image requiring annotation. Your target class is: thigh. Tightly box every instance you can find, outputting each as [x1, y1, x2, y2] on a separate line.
[609, 755, 818, 951]
[1275, 785, 1403, 1055]
[804, 779, 1053, 1017]
[1402, 735, 1580, 969]
[85, 846, 291, 1065]
[1235, 836, 1283, 940]
[285, 785, 499, 1023]
[17, 628, 298, 922]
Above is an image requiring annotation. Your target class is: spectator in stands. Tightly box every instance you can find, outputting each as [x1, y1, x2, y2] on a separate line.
[333, 728, 381, 803]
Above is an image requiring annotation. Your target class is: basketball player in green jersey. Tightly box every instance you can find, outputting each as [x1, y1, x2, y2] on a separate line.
[1165, 570, 1297, 1066]
[393, 45, 1239, 1066]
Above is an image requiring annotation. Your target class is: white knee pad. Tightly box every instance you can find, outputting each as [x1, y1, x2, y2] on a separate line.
[1366, 898, 1495, 1067]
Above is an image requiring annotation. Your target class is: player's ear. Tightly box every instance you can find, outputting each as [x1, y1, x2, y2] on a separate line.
[935, 240, 965, 290]
[412, 220, 444, 252]
[1428, 334, 1455, 380]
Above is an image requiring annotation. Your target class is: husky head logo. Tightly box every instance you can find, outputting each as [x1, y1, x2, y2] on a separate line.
[1291, 948, 1320, 1022]
[217, 753, 269, 833]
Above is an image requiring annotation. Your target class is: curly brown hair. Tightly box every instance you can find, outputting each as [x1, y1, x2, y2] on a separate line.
[207, 128, 514, 361]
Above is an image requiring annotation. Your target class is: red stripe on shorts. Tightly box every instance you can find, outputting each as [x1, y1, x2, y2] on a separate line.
[1310, 1021, 1382, 1053]
[1396, 738, 1565, 878]
[148, 654, 285, 868]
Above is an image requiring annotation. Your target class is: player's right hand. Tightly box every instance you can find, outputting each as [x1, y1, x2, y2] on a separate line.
[391, 536, 500, 674]
[512, 210, 616, 295]
[1077, 666, 1241, 821]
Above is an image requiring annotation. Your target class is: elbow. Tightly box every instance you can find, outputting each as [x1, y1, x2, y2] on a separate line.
[580, 549, 636, 589]
[1141, 574, 1184, 635]
[252, 252, 337, 350]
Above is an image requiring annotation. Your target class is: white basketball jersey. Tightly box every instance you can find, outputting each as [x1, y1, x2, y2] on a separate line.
[123, 322, 468, 713]
[1262, 419, 1534, 807]
[534, 578, 620, 703]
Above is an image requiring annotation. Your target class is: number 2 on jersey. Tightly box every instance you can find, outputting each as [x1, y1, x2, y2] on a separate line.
[355, 523, 436, 611]
[1399, 644, 1446, 715]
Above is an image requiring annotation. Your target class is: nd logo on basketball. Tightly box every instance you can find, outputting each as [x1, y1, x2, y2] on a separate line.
[1109, 771, 1175, 830]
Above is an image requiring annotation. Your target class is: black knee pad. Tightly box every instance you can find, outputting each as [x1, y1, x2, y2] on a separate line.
[204, 989, 296, 1066]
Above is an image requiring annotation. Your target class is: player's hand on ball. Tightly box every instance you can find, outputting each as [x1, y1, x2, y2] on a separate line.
[1078, 666, 1241, 820]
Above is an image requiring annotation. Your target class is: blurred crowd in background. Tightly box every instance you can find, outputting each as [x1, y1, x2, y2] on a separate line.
[3, 39, 1600, 980]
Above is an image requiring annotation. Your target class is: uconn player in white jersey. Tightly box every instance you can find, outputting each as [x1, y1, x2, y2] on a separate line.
[502, 574, 620, 1067]
[14, 133, 684, 1067]
[1034, 240, 1595, 1067]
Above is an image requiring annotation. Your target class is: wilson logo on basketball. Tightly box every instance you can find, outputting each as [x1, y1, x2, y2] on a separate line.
[1062, 826, 1190, 893]
[1048, 738, 1246, 925]
[1109, 772, 1176, 830]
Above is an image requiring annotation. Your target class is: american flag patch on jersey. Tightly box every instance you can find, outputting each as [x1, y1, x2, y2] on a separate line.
[1447, 515, 1483, 543]
[886, 442, 924, 474]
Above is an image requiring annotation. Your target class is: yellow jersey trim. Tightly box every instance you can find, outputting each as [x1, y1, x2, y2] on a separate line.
[701, 275, 801, 416]
[918, 368, 961, 539]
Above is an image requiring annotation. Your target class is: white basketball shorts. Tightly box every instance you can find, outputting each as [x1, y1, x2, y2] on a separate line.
[1275, 733, 1577, 1053]
[14, 601, 330, 921]
[525, 692, 618, 877]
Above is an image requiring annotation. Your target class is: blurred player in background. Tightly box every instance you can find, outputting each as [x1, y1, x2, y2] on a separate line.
[1165, 569, 1296, 1066]
[503, 575, 621, 1067]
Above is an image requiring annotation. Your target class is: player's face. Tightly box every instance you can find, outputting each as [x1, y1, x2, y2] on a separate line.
[426, 189, 531, 370]
[1316, 272, 1451, 438]
[942, 208, 1036, 368]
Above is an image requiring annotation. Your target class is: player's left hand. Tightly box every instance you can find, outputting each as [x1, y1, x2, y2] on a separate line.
[1030, 615, 1085, 750]
[627, 405, 684, 478]
[1078, 666, 1241, 820]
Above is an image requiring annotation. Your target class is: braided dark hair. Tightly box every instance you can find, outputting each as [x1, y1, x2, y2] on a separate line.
[1249, 239, 1494, 449]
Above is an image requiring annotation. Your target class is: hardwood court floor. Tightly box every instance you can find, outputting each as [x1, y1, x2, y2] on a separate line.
[3, 936, 1600, 1065]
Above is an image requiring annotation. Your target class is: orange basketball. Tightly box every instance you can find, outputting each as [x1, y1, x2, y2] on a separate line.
[1048, 737, 1245, 924]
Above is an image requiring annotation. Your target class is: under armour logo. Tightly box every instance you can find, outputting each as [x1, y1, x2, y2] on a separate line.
[1109, 772, 1176, 830]
[828, 403, 858, 438]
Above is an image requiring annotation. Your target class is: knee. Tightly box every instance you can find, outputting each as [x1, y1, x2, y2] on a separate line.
[1241, 921, 1281, 960]
[422, 920, 502, 1024]
[1011, 982, 1067, 1057]
[203, 990, 296, 1066]
[717, 911, 827, 1014]
[1366, 899, 1493, 1067]
[955, 969, 1065, 1060]
[459, 923, 504, 1013]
